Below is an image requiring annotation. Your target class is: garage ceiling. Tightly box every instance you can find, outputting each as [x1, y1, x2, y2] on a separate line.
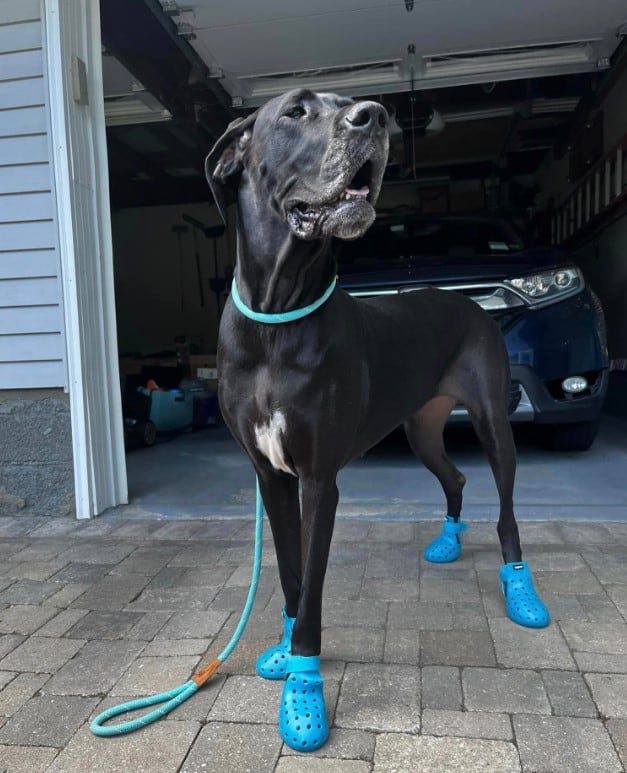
[100, 0, 627, 208]
[184, 0, 626, 104]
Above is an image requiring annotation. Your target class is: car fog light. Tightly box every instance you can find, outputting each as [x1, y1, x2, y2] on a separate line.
[562, 376, 588, 394]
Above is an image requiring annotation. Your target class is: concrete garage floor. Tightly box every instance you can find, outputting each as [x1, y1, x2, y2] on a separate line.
[119, 414, 627, 522]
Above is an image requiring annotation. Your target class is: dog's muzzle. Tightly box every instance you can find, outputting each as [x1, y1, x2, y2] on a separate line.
[287, 159, 380, 241]
[286, 102, 388, 241]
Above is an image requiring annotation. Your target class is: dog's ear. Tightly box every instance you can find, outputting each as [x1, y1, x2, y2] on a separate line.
[205, 110, 258, 222]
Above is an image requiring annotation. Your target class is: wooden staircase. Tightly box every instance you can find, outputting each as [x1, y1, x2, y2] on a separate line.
[552, 133, 627, 246]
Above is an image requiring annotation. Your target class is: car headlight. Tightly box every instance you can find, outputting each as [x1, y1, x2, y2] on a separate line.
[505, 267, 583, 307]
[470, 287, 525, 310]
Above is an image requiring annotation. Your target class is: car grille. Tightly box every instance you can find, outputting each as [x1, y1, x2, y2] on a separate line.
[347, 283, 526, 334]
[485, 307, 526, 333]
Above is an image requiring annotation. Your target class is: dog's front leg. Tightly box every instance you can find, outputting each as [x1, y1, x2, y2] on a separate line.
[292, 477, 339, 657]
[254, 470, 301, 683]
[257, 471, 302, 616]
[277, 476, 338, 752]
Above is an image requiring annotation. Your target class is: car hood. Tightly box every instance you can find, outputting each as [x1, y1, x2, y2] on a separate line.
[338, 247, 572, 289]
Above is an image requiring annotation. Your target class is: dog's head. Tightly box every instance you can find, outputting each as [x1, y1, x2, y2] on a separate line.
[205, 89, 389, 241]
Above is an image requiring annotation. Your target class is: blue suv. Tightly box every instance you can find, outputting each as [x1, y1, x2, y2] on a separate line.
[335, 213, 609, 451]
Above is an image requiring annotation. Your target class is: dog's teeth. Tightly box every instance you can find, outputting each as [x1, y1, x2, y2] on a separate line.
[342, 185, 370, 200]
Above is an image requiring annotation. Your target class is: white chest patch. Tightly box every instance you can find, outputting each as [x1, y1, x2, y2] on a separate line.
[254, 411, 295, 476]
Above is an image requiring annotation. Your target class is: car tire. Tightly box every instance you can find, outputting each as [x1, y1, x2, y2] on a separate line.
[139, 420, 157, 447]
[538, 419, 600, 452]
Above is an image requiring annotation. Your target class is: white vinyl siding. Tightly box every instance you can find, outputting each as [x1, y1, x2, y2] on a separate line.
[0, 0, 66, 389]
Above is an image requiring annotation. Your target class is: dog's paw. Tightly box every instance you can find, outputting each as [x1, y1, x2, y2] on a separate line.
[424, 516, 468, 563]
[500, 561, 550, 628]
[256, 607, 295, 680]
[279, 656, 328, 752]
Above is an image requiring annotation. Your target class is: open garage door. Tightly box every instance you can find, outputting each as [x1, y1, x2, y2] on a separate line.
[95, 0, 627, 518]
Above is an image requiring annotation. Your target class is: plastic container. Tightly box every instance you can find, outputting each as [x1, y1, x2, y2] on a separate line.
[180, 378, 219, 429]
[139, 387, 194, 432]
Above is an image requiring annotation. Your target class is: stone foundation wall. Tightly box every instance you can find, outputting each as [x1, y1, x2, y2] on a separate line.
[0, 390, 75, 516]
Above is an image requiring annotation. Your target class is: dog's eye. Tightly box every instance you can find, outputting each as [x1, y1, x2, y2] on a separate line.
[283, 105, 306, 119]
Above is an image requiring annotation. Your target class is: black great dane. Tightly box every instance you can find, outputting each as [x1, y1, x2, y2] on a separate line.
[205, 89, 549, 752]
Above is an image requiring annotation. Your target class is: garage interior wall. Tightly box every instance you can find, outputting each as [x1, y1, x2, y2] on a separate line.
[110, 187, 448, 362]
[538, 64, 627, 362]
[112, 202, 230, 357]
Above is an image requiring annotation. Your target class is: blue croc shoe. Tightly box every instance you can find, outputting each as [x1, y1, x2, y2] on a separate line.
[500, 561, 550, 628]
[256, 607, 295, 680]
[424, 516, 468, 563]
[279, 655, 329, 752]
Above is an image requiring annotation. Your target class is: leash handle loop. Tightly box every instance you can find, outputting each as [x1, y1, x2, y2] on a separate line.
[90, 477, 265, 737]
[90, 681, 198, 736]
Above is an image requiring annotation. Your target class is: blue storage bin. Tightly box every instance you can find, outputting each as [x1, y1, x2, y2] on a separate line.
[139, 387, 194, 432]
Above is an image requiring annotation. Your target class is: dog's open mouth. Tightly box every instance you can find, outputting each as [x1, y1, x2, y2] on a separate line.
[287, 160, 378, 240]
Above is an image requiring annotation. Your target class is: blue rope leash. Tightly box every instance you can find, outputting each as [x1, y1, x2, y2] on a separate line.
[90, 478, 264, 737]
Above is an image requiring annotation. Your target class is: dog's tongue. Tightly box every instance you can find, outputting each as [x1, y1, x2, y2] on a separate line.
[344, 185, 369, 198]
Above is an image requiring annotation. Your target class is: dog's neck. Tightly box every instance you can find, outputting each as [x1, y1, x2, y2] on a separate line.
[233, 179, 336, 315]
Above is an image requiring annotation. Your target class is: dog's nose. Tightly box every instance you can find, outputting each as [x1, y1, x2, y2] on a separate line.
[344, 101, 388, 133]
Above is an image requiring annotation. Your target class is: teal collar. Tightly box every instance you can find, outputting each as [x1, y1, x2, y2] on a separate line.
[230, 276, 337, 324]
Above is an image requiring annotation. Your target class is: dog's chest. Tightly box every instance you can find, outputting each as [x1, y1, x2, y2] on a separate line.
[254, 410, 295, 476]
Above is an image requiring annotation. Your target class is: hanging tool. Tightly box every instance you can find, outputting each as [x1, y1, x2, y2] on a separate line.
[190, 226, 205, 307]
[171, 224, 189, 312]
[182, 213, 227, 322]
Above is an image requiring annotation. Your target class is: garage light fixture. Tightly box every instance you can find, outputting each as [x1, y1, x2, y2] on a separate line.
[238, 60, 402, 103]
[104, 80, 172, 126]
[442, 106, 514, 124]
[531, 97, 581, 115]
[235, 39, 608, 107]
[423, 41, 597, 79]
[441, 96, 581, 125]
[105, 99, 172, 126]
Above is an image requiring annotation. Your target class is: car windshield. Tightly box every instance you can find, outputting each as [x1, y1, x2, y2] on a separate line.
[334, 217, 525, 268]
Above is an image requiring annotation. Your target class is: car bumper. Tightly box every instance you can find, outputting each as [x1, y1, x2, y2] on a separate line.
[450, 288, 609, 426]
[509, 363, 608, 423]
[449, 365, 608, 425]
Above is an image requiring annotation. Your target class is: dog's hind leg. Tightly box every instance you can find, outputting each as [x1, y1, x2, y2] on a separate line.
[467, 401, 550, 628]
[404, 396, 466, 519]
[466, 404, 521, 564]
[404, 396, 469, 563]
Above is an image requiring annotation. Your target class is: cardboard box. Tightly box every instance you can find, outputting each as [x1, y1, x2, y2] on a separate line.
[449, 180, 485, 212]
[189, 354, 218, 389]
[420, 186, 449, 214]
[189, 353, 216, 367]
[118, 357, 143, 379]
